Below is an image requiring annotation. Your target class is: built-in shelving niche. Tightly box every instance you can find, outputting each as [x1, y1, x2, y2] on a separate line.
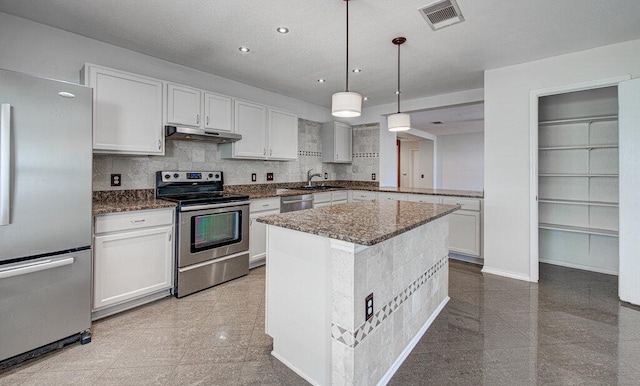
[538, 87, 619, 275]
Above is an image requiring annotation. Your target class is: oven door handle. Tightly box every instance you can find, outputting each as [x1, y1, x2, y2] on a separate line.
[180, 202, 249, 212]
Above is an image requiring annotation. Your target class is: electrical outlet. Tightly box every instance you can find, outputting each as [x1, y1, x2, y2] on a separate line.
[324, 173, 328, 179]
[365, 293, 374, 321]
[251, 173, 257, 182]
[110, 174, 121, 187]
[371, 173, 376, 181]
[266, 172, 274, 181]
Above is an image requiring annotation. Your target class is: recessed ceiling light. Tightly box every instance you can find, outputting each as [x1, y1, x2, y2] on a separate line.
[394, 91, 401, 95]
[431, 121, 443, 124]
[239, 46, 250, 53]
[276, 27, 289, 34]
[363, 97, 369, 101]
[352, 68, 362, 73]
[317, 78, 326, 83]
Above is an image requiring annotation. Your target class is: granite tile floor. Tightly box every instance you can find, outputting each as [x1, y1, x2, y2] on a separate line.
[2, 261, 640, 385]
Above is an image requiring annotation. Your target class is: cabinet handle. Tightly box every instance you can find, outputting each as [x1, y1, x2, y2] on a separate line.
[168, 233, 172, 241]
[262, 204, 269, 207]
[196, 114, 200, 124]
[130, 219, 146, 224]
[157, 139, 161, 150]
[263, 148, 266, 156]
[206, 116, 209, 125]
[250, 218, 253, 226]
[270, 149, 272, 156]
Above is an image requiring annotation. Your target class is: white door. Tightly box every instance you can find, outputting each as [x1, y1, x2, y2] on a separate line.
[334, 122, 352, 162]
[619, 78, 640, 305]
[268, 108, 298, 160]
[234, 99, 267, 158]
[249, 209, 279, 265]
[93, 226, 173, 310]
[167, 84, 201, 127]
[448, 211, 481, 257]
[204, 92, 233, 132]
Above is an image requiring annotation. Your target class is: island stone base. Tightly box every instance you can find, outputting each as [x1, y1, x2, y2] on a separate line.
[265, 216, 450, 386]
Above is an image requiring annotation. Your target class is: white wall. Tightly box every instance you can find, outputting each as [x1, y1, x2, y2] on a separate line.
[484, 38, 640, 281]
[417, 140, 434, 189]
[435, 133, 484, 191]
[0, 12, 330, 122]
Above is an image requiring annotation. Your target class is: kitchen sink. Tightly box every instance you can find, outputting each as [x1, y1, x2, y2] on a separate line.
[295, 185, 345, 191]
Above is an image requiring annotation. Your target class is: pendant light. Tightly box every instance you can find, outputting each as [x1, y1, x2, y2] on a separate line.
[388, 37, 410, 132]
[331, 0, 362, 118]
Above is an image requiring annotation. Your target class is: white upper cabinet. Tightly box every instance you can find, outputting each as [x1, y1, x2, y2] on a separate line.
[232, 99, 268, 158]
[220, 100, 298, 161]
[322, 121, 352, 163]
[167, 84, 201, 127]
[268, 108, 298, 160]
[204, 92, 233, 132]
[82, 63, 164, 155]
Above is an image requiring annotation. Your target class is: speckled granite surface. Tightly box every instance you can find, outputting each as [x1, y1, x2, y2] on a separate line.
[257, 200, 460, 246]
[225, 182, 482, 199]
[93, 189, 176, 215]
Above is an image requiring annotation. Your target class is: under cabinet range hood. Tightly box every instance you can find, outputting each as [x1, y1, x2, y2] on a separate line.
[165, 125, 242, 143]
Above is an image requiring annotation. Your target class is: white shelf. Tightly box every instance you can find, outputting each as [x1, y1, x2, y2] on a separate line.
[538, 173, 618, 177]
[538, 198, 618, 207]
[539, 223, 618, 237]
[538, 145, 618, 151]
[538, 115, 618, 126]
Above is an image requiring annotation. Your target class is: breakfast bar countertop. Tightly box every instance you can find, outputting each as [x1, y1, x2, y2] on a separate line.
[257, 199, 460, 246]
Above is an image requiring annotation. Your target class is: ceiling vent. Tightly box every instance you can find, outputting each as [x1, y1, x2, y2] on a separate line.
[418, 0, 465, 31]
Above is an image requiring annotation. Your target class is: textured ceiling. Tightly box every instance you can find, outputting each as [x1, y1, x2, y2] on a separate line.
[1, 0, 639, 112]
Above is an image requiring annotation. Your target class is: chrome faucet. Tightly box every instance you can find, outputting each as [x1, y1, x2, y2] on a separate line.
[307, 169, 323, 186]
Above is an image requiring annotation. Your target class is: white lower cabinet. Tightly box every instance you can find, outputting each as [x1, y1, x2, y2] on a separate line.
[442, 197, 482, 257]
[349, 190, 378, 202]
[93, 208, 174, 317]
[250, 198, 280, 268]
[379, 192, 408, 201]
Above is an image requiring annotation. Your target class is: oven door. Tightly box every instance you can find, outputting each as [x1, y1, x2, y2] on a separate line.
[178, 202, 249, 268]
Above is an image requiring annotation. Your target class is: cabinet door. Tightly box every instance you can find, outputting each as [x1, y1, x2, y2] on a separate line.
[448, 210, 481, 257]
[268, 108, 298, 160]
[234, 99, 267, 158]
[93, 225, 173, 310]
[250, 209, 280, 265]
[86, 65, 163, 155]
[167, 84, 201, 127]
[379, 192, 407, 201]
[406, 194, 441, 204]
[204, 92, 233, 132]
[334, 122, 352, 162]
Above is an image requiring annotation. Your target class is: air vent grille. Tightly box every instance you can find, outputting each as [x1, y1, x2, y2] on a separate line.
[418, 0, 465, 31]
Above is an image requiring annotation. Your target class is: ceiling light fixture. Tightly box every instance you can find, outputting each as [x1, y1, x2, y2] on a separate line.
[238, 46, 250, 53]
[276, 27, 289, 34]
[331, 0, 362, 118]
[317, 78, 326, 83]
[388, 37, 410, 132]
[352, 68, 362, 73]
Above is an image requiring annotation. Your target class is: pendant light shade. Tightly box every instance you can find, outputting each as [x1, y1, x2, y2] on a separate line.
[331, 0, 362, 118]
[332, 92, 363, 118]
[387, 37, 410, 132]
[387, 112, 411, 132]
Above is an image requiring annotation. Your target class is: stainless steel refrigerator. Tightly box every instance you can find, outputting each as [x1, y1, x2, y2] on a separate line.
[0, 68, 92, 363]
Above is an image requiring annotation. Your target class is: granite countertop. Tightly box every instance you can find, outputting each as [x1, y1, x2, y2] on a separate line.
[257, 200, 460, 246]
[93, 189, 177, 215]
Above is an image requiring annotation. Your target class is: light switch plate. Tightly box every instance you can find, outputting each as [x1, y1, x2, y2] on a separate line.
[365, 293, 374, 321]
[251, 173, 257, 182]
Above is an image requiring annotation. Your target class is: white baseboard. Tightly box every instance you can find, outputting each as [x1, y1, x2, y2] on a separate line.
[376, 296, 450, 386]
[481, 266, 532, 282]
[271, 350, 321, 386]
[91, 290, 171, 321]
[539, 258, 618, 276]
[249, 257, 265, 269]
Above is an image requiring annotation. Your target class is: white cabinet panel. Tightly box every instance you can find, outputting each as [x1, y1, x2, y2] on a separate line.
[167, 83, 201, 127]
[268, 108, 298, 160]
[204, 92, 233, 132]
[448, 211, 481, 257]
[442, 197, 481, 211]
[379, 192, 407, 201]
[322, 121, 352, 163]
[406, 194, 441, 204]
[250, 199, 280, 266]
[232, 99, 267, 159]
[83, 64, 163, 155]
[349, 190, 377, 201]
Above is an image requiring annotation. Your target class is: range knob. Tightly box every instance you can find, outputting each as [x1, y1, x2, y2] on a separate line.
[208, 173, 213, 178]
[214, 173, 220, 179]
[173, 173, 179, 178]
[164, 174, 171, 179]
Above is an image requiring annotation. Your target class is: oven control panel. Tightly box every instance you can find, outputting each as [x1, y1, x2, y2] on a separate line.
[159, 171, 222, 183]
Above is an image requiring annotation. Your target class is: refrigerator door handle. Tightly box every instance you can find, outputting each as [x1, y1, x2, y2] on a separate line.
[0, 103, 11, 226]
[0, 257, 75, 279]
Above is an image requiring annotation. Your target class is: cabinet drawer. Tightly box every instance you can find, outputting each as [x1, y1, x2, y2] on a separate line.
[442, 197, 481, 211]
[332, 191, 348, 202]
[314, 192, 332, 205]
[95, 208, 174, 234]
[250, 197, 281, 213]
[351, 191, 377, 201]
[406, 194, 441, 204]
[379, 192, 407, 201]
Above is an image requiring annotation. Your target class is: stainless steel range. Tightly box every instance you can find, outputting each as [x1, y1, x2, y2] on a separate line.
[156, 171, 249, 298]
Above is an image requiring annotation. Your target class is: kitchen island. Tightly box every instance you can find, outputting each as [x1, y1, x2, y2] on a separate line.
[258, 200, 459, 385]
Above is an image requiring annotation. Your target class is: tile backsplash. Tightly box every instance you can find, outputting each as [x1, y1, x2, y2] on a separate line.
[93, 120, 380, 191]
